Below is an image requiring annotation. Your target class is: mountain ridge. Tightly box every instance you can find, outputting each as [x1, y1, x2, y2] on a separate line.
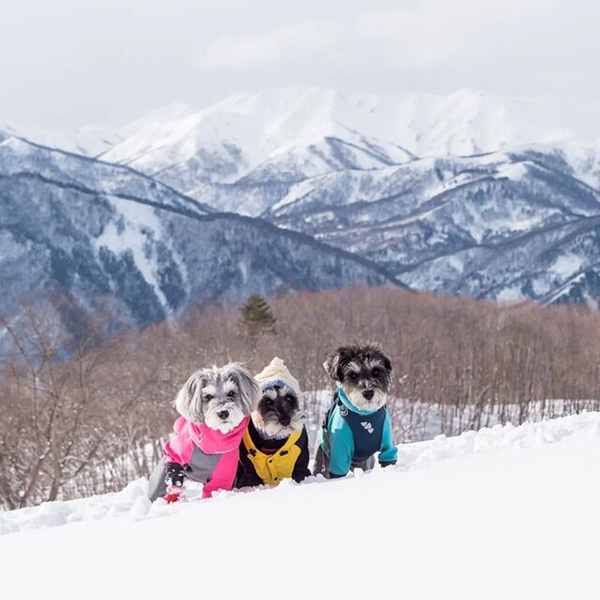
[0, 136, 404, 342]
[3, 87, 600, 320]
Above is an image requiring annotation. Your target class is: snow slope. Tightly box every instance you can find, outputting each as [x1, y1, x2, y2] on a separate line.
[102, 87, 573, 165]
[19, 124, 125, 157]
[95, 88, 572, 206]
[2, 413, 599, 599]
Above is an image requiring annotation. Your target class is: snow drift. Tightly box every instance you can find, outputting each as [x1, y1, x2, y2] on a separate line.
[1, 412, 599, 599]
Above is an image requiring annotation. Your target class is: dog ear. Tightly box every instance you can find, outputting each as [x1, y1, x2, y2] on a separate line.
[323, 348, 344, 381]
[383, 355, 393, 375]
[174, 372, 201, 420]
[228, 363, 260, 414]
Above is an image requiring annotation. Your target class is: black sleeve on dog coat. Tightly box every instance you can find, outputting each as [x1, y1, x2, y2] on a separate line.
[235, 444, 265, 489]
[292, 426, 311, 483]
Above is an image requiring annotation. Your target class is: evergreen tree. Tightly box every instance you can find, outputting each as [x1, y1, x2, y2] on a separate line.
[237, 294, 276, 339]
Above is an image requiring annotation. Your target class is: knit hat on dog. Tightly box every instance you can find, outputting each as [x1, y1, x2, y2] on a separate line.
[255, 357, 301, 397]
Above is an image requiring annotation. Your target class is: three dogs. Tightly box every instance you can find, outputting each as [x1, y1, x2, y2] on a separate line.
[148, 343, 395, 502]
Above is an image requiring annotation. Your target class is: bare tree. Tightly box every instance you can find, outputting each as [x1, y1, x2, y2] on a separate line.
[3, 286, 600, 509]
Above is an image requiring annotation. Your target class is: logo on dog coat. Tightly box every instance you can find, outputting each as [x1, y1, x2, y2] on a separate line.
[360, 421, 374, 434]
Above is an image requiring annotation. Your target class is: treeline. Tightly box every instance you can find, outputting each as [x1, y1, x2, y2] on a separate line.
[2, 286, 600, 509]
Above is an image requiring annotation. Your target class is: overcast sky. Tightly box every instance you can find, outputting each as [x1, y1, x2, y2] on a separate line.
[1, 0, 598, 132]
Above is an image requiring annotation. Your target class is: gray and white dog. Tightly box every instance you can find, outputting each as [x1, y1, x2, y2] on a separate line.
[174, 363, 258, 433]
[148, 363, 259, 502]
[313, 343, 397, 478]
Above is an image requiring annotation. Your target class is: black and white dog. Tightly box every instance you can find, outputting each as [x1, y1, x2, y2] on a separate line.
[236, 357, 311, 487]
[313, 343, 397, 478]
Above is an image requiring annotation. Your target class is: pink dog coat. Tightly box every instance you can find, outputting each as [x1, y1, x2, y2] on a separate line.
[149, 416, 250, 500]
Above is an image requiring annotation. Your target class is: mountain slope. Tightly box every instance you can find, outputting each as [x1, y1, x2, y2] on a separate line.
[0, 137, 212, 216]
[0, 137, 401, 336]
[5, 88, 599, 310]
[511, 140, 600, 191]
[101, 87, 573, 168]
[2, 413, 599, 599]
[96, 88, 572, 215]
[265, 150, 600, 305]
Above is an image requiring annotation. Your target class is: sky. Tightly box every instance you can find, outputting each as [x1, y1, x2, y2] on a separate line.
[0, 0, 599, 132]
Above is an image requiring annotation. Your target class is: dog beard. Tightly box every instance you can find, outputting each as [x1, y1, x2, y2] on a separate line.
[342, 385, 387, 412]
[252, 411, 305, 439]
[204, 400, 246, 433]
[252, 386, 305, 439]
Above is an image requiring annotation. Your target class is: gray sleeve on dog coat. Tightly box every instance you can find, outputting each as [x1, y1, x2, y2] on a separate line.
[147, 448, 223, 501]
[148, 457, 169, 501]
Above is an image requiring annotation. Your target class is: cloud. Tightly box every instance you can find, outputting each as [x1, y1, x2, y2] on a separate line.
[0, 0, 599, 131]
[202, 21, 341, 68]
[198, 1, 595, 87]
[353, 0, 564, 67]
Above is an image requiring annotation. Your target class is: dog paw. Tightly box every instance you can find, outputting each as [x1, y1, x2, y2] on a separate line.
[164, 485, 183, 504]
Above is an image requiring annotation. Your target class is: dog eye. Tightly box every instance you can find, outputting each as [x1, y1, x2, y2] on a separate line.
[263, 398, 274, 407]
[227, 390, 235, 398]
[285, 394, 296, 403]
[372, 368, 380, 377]
[204, 394, 213, 401]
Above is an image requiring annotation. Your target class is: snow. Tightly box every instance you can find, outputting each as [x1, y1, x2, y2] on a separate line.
[551, 253, 585, 277]
[447, 254, 465, 274]
[94, 87, 574, 183]
[494, 286, 527, 303]
[15, 124, 125, 157]
[552, 138, 600, 189]
[1, 413, 599, 599]
[6, 88, 581, 166]
[95, 195, 170, 308]
[496, 161, 530, 181]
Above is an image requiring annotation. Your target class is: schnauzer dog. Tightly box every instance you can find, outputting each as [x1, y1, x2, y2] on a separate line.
[313, 343, 397, 478]
[148, 363, 259, 502]
[236, 357, 311, 488]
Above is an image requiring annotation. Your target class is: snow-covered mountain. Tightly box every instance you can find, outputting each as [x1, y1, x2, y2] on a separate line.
[93, 88, 573, 212]
[0, 135, 399, 338]
[4, 87, 600, 314]
[32, 125, 124, 157]
[527, 139, 600, 191]
[265, 149, 600, 305]
[0, 124, 16, 143]
[99, 87, 571, 167]
[98, 91, 418, 199]
[2, 412, 599, 599]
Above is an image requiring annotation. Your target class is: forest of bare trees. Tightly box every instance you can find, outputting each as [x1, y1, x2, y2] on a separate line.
[2, 286, 600, 509]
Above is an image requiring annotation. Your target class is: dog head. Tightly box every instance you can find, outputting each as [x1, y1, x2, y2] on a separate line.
[174, 363, 259, 433]
[252, 384, 305, 439]
[324, 343, 393, 411]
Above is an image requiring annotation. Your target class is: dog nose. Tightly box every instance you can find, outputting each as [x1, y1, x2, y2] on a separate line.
[217, 409, 230, 420]
[280, 417, 291, 426]
[362, 389, 375, 400]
